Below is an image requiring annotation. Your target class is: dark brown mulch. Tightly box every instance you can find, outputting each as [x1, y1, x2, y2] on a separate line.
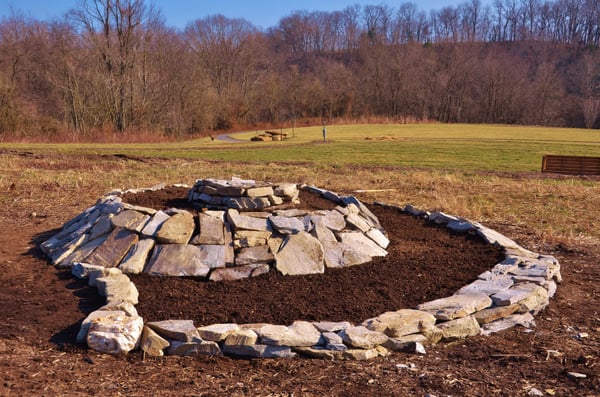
[124, 188, 504, 326]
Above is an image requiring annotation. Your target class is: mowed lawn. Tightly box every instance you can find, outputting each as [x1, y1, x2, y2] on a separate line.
[5, 124, 599, 172]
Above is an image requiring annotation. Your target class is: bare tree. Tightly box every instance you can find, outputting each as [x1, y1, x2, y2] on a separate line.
[70, 0, 157, 132]
[185, 15, 264, 129]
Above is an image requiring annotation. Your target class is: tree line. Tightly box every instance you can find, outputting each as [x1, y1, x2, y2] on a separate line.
[1, 0, 599, 140]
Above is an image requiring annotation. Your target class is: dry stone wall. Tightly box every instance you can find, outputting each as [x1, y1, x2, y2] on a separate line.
[41, 178, 561, 360]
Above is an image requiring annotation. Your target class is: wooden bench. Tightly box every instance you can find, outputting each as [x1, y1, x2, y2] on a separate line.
[541, 155, 600, 175]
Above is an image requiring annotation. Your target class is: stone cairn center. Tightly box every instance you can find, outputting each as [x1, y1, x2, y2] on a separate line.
[40, 177, 561, 360]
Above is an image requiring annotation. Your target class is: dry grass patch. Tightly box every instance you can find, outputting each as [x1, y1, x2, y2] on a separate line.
[2, 152, 598, 250]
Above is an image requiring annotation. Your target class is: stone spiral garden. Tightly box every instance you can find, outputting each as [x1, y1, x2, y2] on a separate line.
[40, 177, 561, 360]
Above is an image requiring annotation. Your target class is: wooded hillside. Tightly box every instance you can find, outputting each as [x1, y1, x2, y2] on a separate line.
[1, 0, 599, 140]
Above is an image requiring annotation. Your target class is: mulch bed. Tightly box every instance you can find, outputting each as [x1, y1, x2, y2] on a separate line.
[124, 187, 504, 326]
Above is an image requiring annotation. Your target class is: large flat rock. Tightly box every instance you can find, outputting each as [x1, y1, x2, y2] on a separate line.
[146, 320, 200, 342]
[235, 245, 274, 266]
[437, 315, 481, 341]
[155, 211, 195, 244]
[416, 294, 492, 321]
[338, 232, 388, 258]
[86, 227, 139, 268]
[256, 321, 321, 347]
[222, 344, 296, 358]
[268, 215, 306, 235]
[110, 210, 149, 232]
[119, 238, 155, 274]
[145, 244, 212, 277]
[209, 264, 270, 281]
[321, 240, 373, 268]
[227, 209, 270, 231]
[363, 309, 437, 338]
[339, 325, 388, 349]
[275, 231, 324, 276]
[140, 210, 170, 237]
[191, 213, 225, 245]
[455, 277, 514, 296]
[310, 210, 346, 232]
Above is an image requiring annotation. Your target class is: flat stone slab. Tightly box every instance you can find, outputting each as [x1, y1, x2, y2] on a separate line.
[145, 244, 212, 277]
[233, 230, 272, 248]
[167, 340, 222, 357]
[140, 210, 170, 237]
[312, 321, 351, 333]
[235, 245, 274, 266]
[383, 333, 429, 352]
[474, 304, 521, 324]
[191, 213, 225, 245]
[225, 197, 271, 210]
[311, 223, 337, 244]
[268, 215, 306, 235]
[197, 323, 239, 342]
[246, 186, 274, 198]
[447, 220, 476, 233]
[366, 228, 390, 249]
[227, 209, 270, 231]
[275, 231, 324, 276]
[513, 283, 550, 314]
[88, 214, 114, 241]
[343, 348, 383, 361]
[86, 228, 139, 268]
[110, 210, 149, 232]
[339, 326, 388, 349]
[310, 210, 346, 232]
[222, 344, 296, 358]
[255, 321, 321, 347]
[455, 277, 514, 296]
[416, 294, 493, 321]
[209, 264, 270, 281]
[491, 283, 544, 306]
[437, 315, 481, 341]
[363, 309, 437, 338]
[294, 346, 344, 360]
[49, 232, 89, 266]
[146, 320, 200, 342]
[481, 312, 536, 336]
[60, 235, 109, 268]
[119, 238, 155, 274]
[274, 183, 298, 198]
[223, 329, 258, 346]
[72, 262, 105, 280]
[321, 241, 372, 268]
[476, 225, 520, 249]
[338, 232, 388, 258]
[97, 275, 139, 305]
[155, 211, 195, 244]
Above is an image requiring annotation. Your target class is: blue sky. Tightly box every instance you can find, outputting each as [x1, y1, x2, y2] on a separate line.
[1, 1, 470, 30]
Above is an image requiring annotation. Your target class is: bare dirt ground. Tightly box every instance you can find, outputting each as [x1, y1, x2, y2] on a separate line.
[0, 156, 599, 396]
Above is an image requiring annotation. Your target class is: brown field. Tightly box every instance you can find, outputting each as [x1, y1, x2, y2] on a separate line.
[0, 150, 599, 396]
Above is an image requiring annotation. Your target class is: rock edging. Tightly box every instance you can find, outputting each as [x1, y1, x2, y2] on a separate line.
[42, 180, 561, 360]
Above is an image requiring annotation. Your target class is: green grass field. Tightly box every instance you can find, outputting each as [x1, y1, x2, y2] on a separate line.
[3, 124, 598, 172]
